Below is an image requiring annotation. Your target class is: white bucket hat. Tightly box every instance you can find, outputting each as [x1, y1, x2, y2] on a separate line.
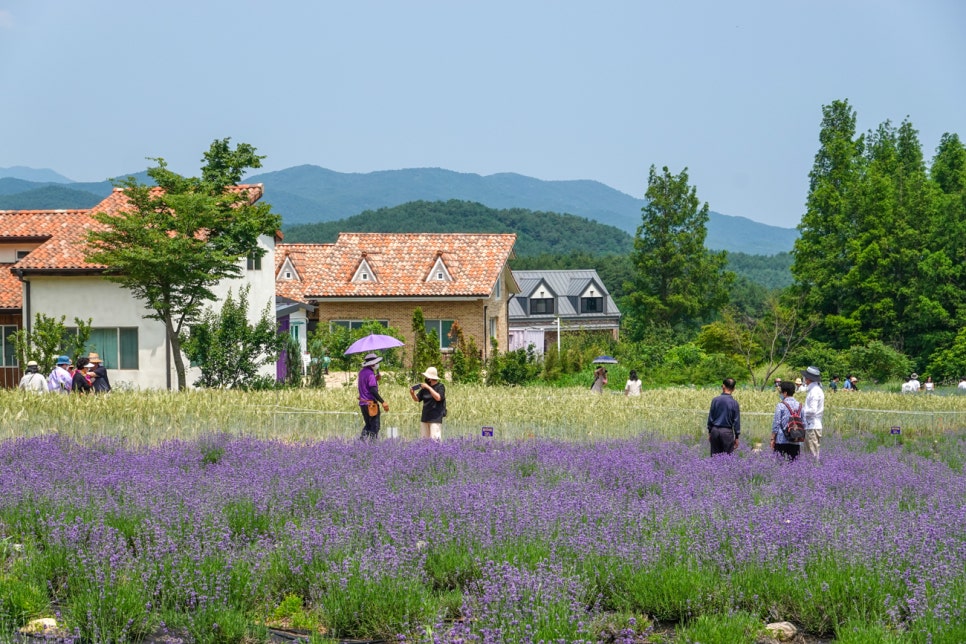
[422, 366, 440, 380]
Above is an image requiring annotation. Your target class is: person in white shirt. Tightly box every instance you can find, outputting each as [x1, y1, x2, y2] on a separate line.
[801, 366, 825, 460]
[924, 376, 935, 393]
[908, 373, 921, 392]
[901, 377, 914, 394]
[958, 378, 966, 392]
[18, 360, 48, 393]
[624, 370, 643, 396]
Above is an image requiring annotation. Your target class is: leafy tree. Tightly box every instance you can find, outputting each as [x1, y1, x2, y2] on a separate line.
[9, 314, 92, 374]
[624, 165, 732, 339]
[707, 296, 819, 390]
[85, 139, 281, 390]
[182, 286, 284, 389]
[792, 99, 865, 327]
[411, 307, 442, 380]
[449, 321, 482, 383]
[280, 332, 304, 387]
[847, 340, 913, 384]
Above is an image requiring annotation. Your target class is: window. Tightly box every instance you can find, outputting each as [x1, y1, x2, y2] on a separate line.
[247, 253, 262, 270]
[68, 327, 139, 369]
[16, 250, 30, 260]
[330, 320, 389, 331]
[529, 298, 554, 315]
[424, 319, 454, 349]
[581, 297, 604, 313]
[489, 317, 497, 340]
[1, 325, 17, 366]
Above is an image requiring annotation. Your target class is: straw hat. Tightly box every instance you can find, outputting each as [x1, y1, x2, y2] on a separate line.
[422, 366, 440, 380]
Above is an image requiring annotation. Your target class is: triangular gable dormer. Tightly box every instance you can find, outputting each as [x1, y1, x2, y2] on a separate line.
[352, 255, 378, 283]
[528, 279, 556, 300]
[277, 256, 301, 282]
[425, 253, 453, 283]
[527, 279, 557, 316]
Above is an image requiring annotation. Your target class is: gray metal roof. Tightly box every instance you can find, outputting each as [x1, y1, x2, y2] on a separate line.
[508, 269, 620, 322]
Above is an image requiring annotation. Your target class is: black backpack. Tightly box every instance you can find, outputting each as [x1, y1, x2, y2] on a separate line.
[782, 399, 806, 442]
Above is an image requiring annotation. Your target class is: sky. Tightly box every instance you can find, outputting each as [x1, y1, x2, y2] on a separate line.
[1, 1, 964, 228]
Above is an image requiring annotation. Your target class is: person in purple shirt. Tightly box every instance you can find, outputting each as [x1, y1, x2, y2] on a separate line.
[47, 355, 73, 393]
[707, 377, 741, 455]
[358, 353, 388, 441]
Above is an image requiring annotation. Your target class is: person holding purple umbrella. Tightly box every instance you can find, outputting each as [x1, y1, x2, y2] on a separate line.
[358, 353, 388, 441]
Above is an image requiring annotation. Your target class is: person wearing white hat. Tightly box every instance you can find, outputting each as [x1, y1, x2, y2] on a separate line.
[409, 366, 446, 440]
[800, 366, 825, 460]
[358, 353, 388, 441]
[18, 360, 48, 393]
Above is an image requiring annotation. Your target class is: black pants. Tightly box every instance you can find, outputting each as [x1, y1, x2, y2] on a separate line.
[360, 405, 380, 441]
[774, 442, 800, 461]
[709, 426, 737, 455]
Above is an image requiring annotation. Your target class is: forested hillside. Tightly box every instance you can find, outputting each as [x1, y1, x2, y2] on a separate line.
[282, 200, 635, 257]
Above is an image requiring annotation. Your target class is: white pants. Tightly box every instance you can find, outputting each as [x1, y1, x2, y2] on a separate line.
[420, 422, 442, 440]
[804, 428, 822, 459]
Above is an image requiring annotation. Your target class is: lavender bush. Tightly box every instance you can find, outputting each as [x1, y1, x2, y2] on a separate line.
[1, 432, 965, 642]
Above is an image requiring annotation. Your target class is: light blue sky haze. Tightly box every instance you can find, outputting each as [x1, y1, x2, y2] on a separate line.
[1, 1, 963, 227]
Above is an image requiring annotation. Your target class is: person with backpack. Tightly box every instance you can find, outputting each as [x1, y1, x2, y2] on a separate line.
[801, 366, 825, 460]
[771, 380, 804, 460]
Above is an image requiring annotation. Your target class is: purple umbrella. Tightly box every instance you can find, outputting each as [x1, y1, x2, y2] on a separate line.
[344, 333, 405, 356]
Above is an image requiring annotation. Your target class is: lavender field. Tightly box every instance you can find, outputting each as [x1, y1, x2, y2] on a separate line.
[2, 430, 965, 643]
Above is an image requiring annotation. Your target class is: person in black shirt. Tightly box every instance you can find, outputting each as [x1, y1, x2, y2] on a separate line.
[707, 377, 741, 455]
[410, 366, 445, 440]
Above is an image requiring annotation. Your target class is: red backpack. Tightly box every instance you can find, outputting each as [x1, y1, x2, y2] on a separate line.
[782, 399, 806, 442]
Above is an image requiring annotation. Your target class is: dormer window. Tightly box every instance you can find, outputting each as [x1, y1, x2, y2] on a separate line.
[352, 258, 378, 283]
[277, 257, 300, 282]
[426, 256, 453, 282]
[580, 284, 604, 313]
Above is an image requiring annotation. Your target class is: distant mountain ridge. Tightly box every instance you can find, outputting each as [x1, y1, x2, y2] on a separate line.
[0, 165, 798, 255]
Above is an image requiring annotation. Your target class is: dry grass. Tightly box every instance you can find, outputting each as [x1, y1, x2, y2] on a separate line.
[3, 379, 966, 446]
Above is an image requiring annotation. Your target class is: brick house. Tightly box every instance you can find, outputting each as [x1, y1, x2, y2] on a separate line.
[275, 233, 518, 363]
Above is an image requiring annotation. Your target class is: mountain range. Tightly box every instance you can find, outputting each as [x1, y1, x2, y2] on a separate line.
[0, 165, 798, 256]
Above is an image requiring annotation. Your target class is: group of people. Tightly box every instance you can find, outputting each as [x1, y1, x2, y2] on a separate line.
[357, 353, 445, 442]
[901, 373, 935, 393]
[18, 353, 112, 394]
[707, 366, 825, 461]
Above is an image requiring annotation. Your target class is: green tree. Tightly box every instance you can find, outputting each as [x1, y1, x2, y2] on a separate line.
[85, 139, 281, 390]
[182, 286, 284, 389]
[706, 296, 818, 390]
[792, 99, 865, 329]
[624, 165, 732, 339]
[9, 314, 92, 374]
[411, 307, 442, 380]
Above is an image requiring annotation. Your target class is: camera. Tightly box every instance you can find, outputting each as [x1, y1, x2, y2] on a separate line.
[411, 384, 422, 391]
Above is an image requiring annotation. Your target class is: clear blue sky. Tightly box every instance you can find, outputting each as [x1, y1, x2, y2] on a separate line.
[1, 1, 964, 228]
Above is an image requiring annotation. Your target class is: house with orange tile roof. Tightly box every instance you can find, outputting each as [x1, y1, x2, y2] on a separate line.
[276, 233, 519, 363]
[1, 186, 277, 389]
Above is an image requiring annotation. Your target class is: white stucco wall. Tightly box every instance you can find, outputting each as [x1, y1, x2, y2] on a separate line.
[23, 233, 277, 390]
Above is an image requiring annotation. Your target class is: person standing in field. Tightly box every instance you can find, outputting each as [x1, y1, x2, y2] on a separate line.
[358, 353, 388, 441]
[591, 366, 607, 394]
[707, 377, 741, 455]
[801, 366, 825, 460]
[624, 370, 642, 396]
[88, 353, 112, 393]
[72, 362, 94, 394]
[410, 366, 445, 440]
[47, 355, 73, 393]
[771, 380, 803, 460]
[19, 361, 47, 393]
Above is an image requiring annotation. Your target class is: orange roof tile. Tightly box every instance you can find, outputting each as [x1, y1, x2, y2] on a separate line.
[279, 233, 516, 299]
[3, 185, 270, 309]
[0, 264, 22, 310]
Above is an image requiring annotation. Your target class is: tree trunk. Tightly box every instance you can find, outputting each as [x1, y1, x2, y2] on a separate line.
[165, 315, 187, 391]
